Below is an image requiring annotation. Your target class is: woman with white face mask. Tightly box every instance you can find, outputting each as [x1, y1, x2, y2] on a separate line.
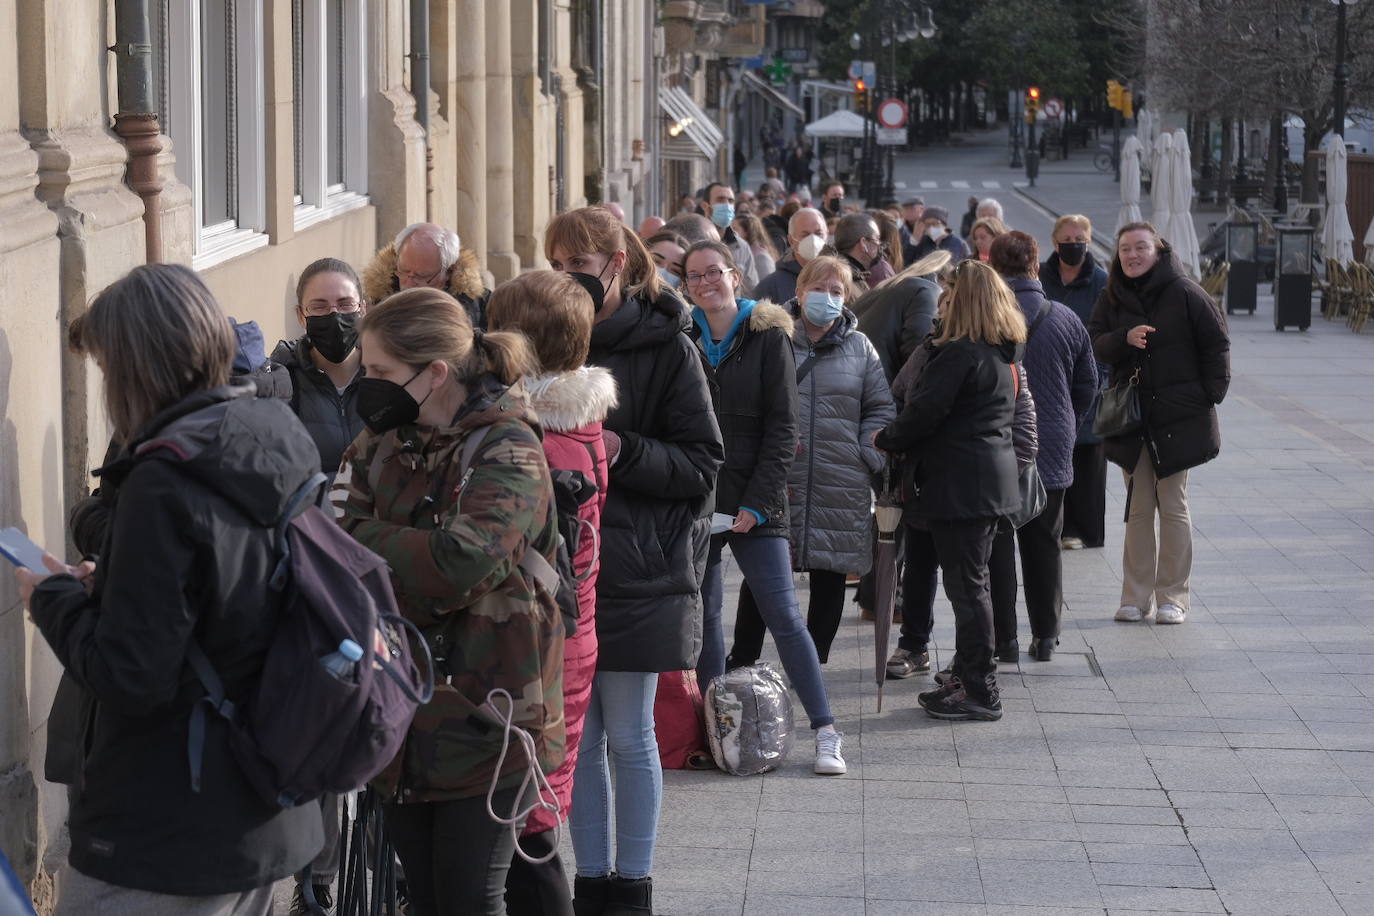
[726, 256, 895, 669]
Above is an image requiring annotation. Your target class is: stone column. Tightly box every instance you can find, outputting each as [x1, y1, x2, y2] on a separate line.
[369, 0, 427, 242]
[453, 0, 488, 269]
[510, 0, 550, 266]
[484, 0, 518, 282]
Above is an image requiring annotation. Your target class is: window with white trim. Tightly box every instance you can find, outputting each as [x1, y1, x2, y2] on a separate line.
[165, 0, 269, 269]
[292, 0, 368, 230]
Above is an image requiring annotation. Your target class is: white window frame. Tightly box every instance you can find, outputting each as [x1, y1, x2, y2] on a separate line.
[168, 0, 269, 269]
[294, 0, 369, 232]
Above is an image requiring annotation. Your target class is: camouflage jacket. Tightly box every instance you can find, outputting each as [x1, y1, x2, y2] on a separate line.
[334, 376, 565, 802]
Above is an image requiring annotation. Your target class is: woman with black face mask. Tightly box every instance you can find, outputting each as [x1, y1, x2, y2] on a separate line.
[272, 258, 367, 484]
[1038, 215, 1111, 550]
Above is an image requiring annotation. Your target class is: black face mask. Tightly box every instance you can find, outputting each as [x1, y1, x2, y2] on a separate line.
[567, 259, 616, 314]
[305, 312, 359, 364]
[1058, 242, 1088, 267]
[354, 366, 432, 435]
[824, 197, 842, 214]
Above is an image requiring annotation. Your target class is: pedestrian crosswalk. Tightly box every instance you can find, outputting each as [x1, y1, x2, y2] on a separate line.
[897, 180, 1005, 191]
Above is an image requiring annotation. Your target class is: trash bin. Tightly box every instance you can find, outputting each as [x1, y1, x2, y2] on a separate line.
[1225, 222, 1258, 316]
[1274, 225, 1313, 331]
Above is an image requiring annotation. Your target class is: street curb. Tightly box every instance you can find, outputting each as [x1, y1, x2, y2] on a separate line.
[1012, 185, 1116, 263]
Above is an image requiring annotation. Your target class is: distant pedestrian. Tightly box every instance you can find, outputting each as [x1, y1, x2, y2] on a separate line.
[876, 260, 1025, 721]
[906, 205, 971, 265]
[733, 145, 748, 192]
[704, 182, 760, 292]
[487, 270, 617, 916]
[734, 212, 780, 282]
[1040, 214, 1110, 550]
[901, 197, 927, 250]
[988, 232, 1097, 662]
[1087, 222, 1230, 626]
[976, 198, 1005, 223]
[958, 195, 980, 240]
[969, 216, 1009, 263]
[727, 256, 894, 666]
[24, 264, 325, 916]
[682, 239, 848, 776]
[872, 209, 905, 274]
[819, 180, 846, 218]
[645, 229, 689, 289]
[834, 212, 884, 293]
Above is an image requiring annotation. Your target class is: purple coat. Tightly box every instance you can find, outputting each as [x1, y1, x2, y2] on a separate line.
[1008, 277, 1098, 490]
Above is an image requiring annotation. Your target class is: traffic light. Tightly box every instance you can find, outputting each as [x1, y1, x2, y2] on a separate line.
[854, 78, 869, 114]
[1025, 86, 1041, 119]
[1107, 79, 1123, 110]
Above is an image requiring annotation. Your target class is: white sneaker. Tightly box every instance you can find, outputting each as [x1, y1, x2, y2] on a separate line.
[814, 727, 846, 775]
[1114, 605, 1144, 622]
[1061, 536, 1085, 550]
[1156, 604, 1187, 624]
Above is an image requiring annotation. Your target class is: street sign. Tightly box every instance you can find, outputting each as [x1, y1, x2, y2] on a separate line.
[847, 59, 877, 85]
[877, 98, 908, 129]
[1043, 97, 1064, 119]
[876, 127, 907, 145]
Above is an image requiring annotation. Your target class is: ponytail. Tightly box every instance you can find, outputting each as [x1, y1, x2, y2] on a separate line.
[466, 328, 539, 387]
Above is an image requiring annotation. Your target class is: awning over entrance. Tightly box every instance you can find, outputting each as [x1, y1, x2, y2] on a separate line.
[741, 70, 804, 119]
[658, 86, 723, 162]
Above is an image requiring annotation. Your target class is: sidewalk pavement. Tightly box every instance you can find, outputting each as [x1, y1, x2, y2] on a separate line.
[643, 133, 1374, 916]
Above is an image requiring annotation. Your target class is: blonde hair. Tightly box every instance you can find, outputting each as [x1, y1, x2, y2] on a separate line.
[70, 263, 235, 443]
[544, 207, 664, 302]
[362, 287, 537, 386]
[970, 216, 1009, 243]
[871, 248, 952, 292]
[795, 256, 856, 303]
[485, 270, 594, 374]
[935, 260, 1027, 346]
[1053, 214, 1093, 241]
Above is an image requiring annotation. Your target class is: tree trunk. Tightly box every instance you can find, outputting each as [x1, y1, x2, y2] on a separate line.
[1300, 113, 1321, 204]
[1219, 116, 1234, 205]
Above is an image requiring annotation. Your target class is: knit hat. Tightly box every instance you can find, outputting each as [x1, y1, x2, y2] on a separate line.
[901, 197, 925, 207]
[923, 205, 950, 225]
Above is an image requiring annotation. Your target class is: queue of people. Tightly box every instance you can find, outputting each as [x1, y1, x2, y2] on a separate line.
[15, 184, 1228, 916]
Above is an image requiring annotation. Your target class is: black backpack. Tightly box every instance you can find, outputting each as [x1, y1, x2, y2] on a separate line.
[179, 470, 434, 809]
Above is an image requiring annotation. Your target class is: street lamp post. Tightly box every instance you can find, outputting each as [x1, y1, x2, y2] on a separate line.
[1331, 0, 1358, 142]
[1009, 32, 1026, 169]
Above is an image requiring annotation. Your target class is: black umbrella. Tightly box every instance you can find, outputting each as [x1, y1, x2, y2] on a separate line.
[872, 462, 903, 713]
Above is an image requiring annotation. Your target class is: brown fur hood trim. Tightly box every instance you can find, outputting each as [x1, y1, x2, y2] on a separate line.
[747, 300, 795, 335]
[361, 241, 487, 305]
[523, 366, 619, 433]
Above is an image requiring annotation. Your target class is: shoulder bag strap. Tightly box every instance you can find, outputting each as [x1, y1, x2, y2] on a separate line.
[1027, 301, 1052, 341]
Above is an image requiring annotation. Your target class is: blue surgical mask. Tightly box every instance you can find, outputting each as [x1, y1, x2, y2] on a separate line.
[657, 265, 681, 289]
[803, 291, 844, 326]
[711, 203, 736, 229]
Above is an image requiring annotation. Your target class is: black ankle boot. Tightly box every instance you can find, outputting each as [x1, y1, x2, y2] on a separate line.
[995, 639, 1020, 663]
[605, 875, 653, 916]
[1029, 636, 1057, 661]
[574, 875, 614, 916]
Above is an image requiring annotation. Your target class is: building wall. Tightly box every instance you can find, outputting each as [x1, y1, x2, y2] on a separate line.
[0, 2, 659, 910]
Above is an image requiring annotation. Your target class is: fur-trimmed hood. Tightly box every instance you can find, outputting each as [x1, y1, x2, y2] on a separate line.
[523, 365, 619, 433]
[361, 241, 488, 306]
[747, 299, 795, 335]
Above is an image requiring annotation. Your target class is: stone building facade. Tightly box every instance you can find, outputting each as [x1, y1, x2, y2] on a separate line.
[0, 0, 765, 907]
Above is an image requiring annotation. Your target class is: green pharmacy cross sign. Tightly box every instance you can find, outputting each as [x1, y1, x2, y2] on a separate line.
[764, 56, 792, 87]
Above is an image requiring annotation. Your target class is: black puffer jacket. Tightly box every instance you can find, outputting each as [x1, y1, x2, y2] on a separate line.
[1087, 247, 1230, 478]
[271, 337, 363, 476]
[689, 300, 799, 534]
[852, 275, 941, 383]
[877, 337, 1021, 521]
[30, 384, 324, 895]
[588, 288, 725, 672]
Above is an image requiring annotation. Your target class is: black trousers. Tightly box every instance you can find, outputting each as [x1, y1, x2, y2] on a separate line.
[505, 828, 574, 916]
[990, 488, 1066, 644]
[1062, 442, 1108, 547]
[896, 522, 940, 653]
[929, 517, 999, 702]
[385, 785, 528, 916]
[731, 568, 849, 664]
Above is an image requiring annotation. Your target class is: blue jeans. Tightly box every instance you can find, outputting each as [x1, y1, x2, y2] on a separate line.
[697, 533, 835, 730]
[569, 671, 662, 880]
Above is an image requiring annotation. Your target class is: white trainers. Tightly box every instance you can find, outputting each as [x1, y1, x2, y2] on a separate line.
[814, 727, 846, 775]
[1156, 604, 1187, 624]
[1114, 605, 1144, 622]
[1060, 536, 1085, 550]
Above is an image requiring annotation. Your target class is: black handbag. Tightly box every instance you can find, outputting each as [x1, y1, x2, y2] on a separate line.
[1093, 366, 1142, 439]
[1010, 461, 1048, 529]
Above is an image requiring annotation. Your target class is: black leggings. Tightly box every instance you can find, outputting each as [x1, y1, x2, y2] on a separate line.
[505, 828, 574, 916]
[384, 785, 527, 916]
[730, 569, 850, 664]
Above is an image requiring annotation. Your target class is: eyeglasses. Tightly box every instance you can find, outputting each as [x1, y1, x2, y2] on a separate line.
[685, 266, 734, 287]
[303, 299, 362, 316]
[397, 266, 446, 285]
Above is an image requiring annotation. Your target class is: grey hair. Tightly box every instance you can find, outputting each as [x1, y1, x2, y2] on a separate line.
[787, 207, 825, 236]
[834, 212, 878, 254]
[394, 223, 462, 271]
[976, 198, 1004, 221]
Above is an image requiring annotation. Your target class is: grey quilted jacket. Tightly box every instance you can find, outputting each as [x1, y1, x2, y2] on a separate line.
[786, 301, 895, 573]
